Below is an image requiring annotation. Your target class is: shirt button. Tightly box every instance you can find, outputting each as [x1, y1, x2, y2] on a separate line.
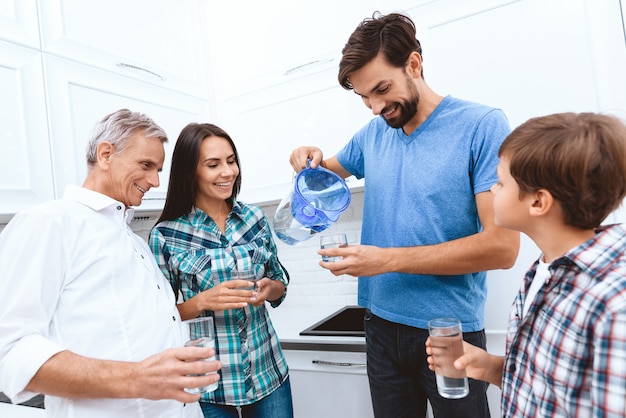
[117, 205, 122, 210]
[157, 284, 161, 289]
[172, 316, 176, 321]
[509, 364, 516, 372]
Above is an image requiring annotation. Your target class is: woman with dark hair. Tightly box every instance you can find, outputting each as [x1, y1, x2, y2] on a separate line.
[150, 123, 293, 418]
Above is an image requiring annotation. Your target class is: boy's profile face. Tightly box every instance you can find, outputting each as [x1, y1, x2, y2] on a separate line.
[491, 155, 529, 232]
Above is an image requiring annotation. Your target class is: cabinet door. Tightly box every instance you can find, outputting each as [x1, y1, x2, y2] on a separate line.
[220, 83, 371, 203]
[43, 55, 210, 211]
[283, 349, 374, 418]
[38, 0, 210, 98]
[207, 0, 429, 102]
[208, 0, 382, 202]
[0, 0, 39, 47]
[401, 0, 626, 128]
[0, 41, 53, 221]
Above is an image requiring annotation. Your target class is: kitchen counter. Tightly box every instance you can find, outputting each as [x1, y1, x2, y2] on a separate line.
[268, 305, 366, 351]
[0, 403, 45, 417]
[269, 303, 506, 355]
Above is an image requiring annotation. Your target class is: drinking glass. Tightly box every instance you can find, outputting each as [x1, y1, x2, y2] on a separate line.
[232, 265, 262, 290]
[319, 233, 348, 262]
[183, 316, 219, 394]
[427, 318, 469, 399]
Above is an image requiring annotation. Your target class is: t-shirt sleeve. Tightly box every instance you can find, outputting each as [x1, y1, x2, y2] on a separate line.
[336, 122, 372, 180]
[471, 108, 511, 194]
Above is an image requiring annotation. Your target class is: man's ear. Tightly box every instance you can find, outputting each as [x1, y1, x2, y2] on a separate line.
[96, 142, 115, 169]
[406, 51, 422, 79]
[529, 189, 554, 217]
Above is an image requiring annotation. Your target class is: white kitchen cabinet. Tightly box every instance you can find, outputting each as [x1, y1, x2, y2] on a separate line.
[207, 0, 382, 203]
[283, 348, 374, 418]
[207, 0, 378, 101]
[207, 0, 626, 204]
[218, 82, 371, 204]
[43, 56, 210, 211]
[0, 0, 212, 219]
[284, 346, 505, 418]
[403, 0, 626, 128]
[38, 0, 210, 98]
[0, 40, 53, 219]
[0, 0, 39, 47]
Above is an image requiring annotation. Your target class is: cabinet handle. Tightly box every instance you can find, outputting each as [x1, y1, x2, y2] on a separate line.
[312, 359, 366, 367]
[117, 63, 164, 81]
[284, 58, 334, 75]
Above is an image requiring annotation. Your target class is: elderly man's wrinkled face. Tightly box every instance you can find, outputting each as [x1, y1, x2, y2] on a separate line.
[104, 132, 165, 207]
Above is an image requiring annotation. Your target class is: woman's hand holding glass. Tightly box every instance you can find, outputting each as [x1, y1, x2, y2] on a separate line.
[191, 280, 257, 312]
[248, 277, 286, 306]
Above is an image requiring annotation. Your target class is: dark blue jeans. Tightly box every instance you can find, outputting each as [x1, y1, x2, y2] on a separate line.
[200, 377, 293, 418]
[365, 311, 491, 418]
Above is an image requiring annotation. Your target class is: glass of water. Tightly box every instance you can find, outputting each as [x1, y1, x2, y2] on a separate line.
[319, 233, 348, 262]
[183, 316, 219, 394]
[427, 318, 469, 399]
[231, 263, 262, 290]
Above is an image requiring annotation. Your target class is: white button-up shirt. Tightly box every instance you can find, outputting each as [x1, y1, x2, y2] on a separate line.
[0, 186, 202, 418]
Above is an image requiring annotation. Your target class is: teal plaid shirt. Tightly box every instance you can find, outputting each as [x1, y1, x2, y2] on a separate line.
[149, 201, 289, 405]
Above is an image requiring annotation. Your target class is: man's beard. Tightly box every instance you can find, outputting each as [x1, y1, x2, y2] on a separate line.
[382, 76, 419, 129]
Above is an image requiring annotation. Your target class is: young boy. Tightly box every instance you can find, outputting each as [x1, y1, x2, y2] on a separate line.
[427, 112, 626, 417]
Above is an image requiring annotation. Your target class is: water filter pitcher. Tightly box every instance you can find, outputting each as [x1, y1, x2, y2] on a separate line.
[273, 164, 351, 245]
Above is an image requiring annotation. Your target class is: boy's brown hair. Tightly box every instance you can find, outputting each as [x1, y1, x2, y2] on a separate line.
[499, 112, 626, 229]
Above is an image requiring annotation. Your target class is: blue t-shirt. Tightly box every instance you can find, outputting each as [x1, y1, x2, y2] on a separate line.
[336, 95, 510, 331]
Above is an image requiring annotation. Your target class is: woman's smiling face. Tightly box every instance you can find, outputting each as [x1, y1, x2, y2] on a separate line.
[195, 135, 239, 205]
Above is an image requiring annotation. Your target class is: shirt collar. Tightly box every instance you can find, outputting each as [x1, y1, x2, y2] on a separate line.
[552, 224, 626, 274]
[187, 200, 246, 229]
[63, 185, 134, 224]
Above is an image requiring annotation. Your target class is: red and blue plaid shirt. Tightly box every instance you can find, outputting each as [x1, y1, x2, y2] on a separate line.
[502, 224, 626, 417]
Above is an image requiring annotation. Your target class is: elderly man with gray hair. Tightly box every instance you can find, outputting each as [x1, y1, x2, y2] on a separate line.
[0, 109, 221, 418]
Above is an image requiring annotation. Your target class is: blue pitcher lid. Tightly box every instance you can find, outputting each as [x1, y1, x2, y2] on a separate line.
[293, 164, 351, 220]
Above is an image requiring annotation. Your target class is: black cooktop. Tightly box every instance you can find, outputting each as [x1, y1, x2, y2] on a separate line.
[299, 305, 366, 337]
